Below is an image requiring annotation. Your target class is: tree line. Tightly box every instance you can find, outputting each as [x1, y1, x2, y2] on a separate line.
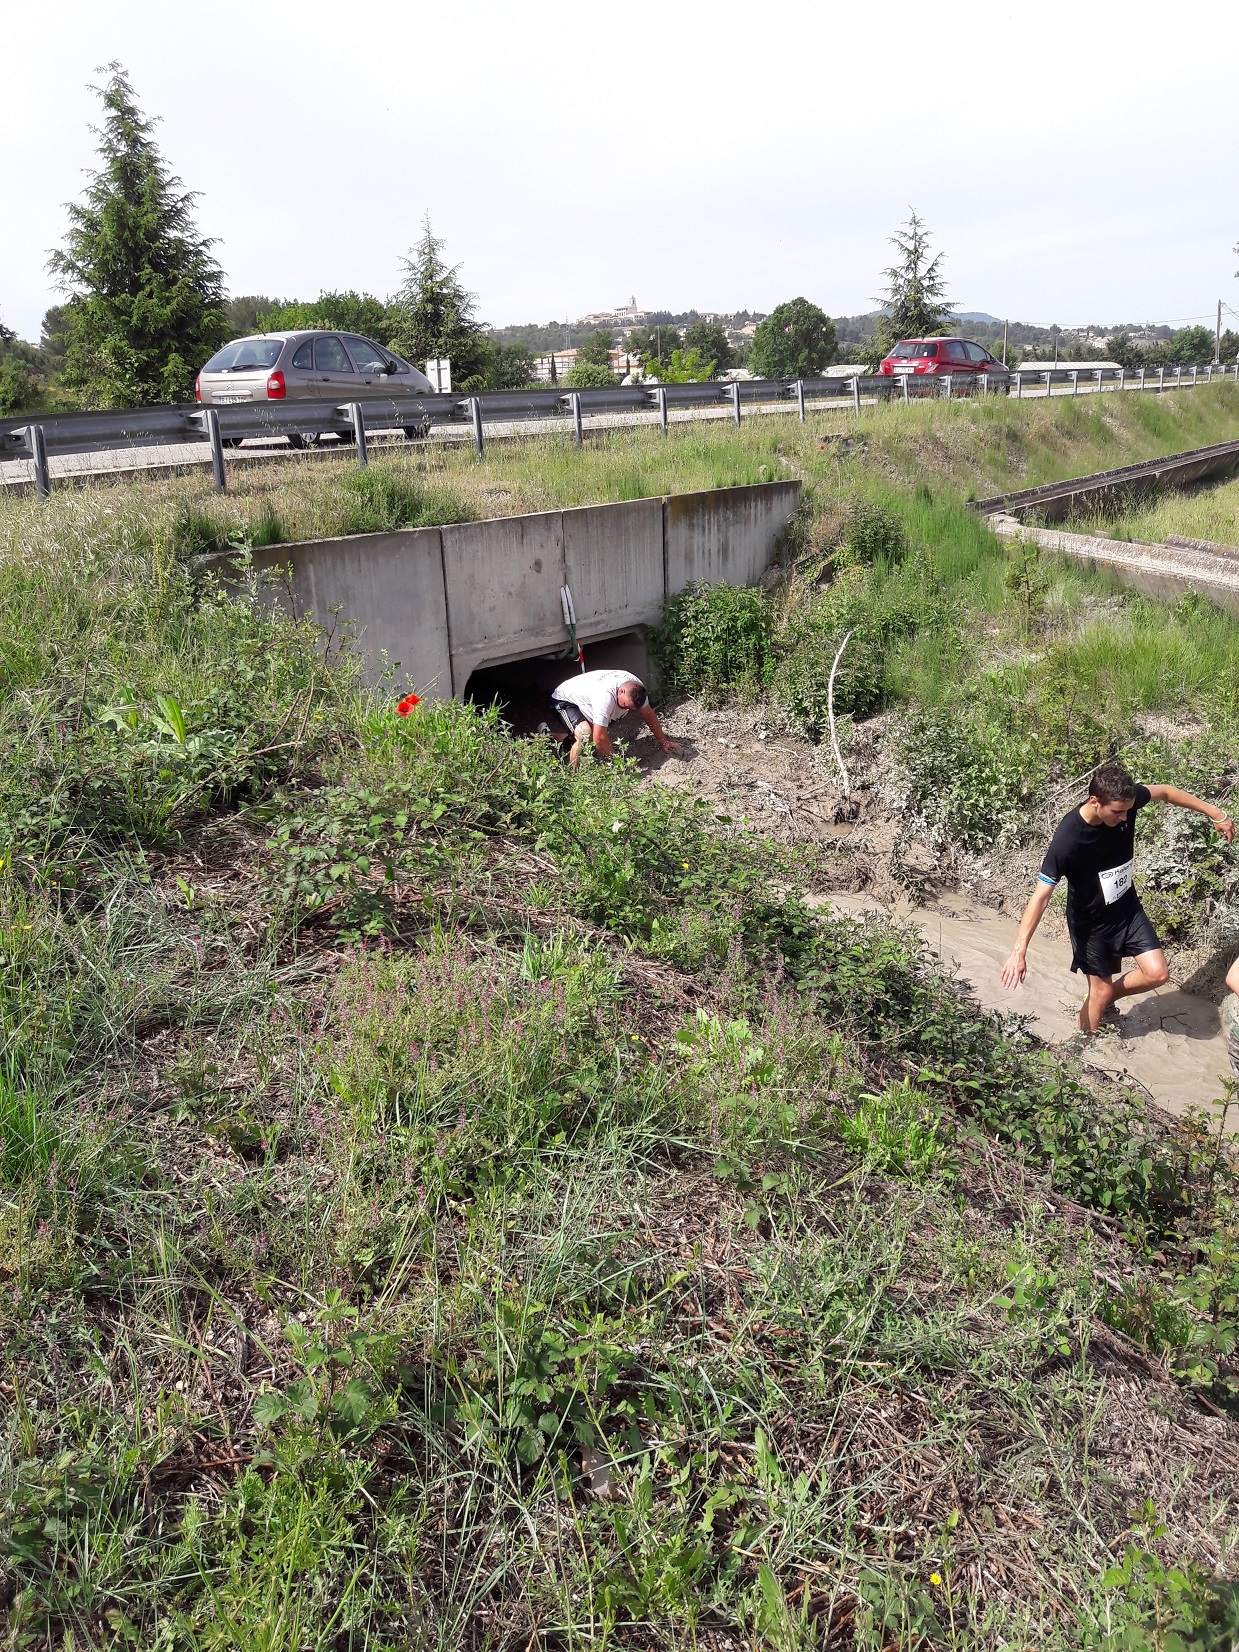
[3, 67, 1232, 417]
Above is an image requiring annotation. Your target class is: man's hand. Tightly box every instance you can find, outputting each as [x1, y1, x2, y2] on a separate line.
[657, 736, 681, 755]
[1000, 947, 1028, 990]
[1215, 814, 1236, 844]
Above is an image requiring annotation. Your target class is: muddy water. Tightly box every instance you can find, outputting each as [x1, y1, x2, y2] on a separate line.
[811, 892, 1233, 1123]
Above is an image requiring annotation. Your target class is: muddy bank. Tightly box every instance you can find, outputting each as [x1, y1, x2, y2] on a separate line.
[631, 699, 1235, 1123]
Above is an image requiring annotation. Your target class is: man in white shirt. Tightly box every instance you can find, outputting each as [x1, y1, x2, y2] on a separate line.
[548, 669, 679, 768]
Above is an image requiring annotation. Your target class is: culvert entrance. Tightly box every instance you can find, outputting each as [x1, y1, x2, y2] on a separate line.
[463, 631, 657, 736]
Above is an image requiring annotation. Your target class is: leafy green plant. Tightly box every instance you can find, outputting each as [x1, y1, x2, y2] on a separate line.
[891, 703, 1035, 851]
[656, 580, 774, 702]
[253, 1292, 390, 1444]
[835, 1081, 944, 1178]
[1099, 1502, 1239, 1650]
[843, 499, 907, 567]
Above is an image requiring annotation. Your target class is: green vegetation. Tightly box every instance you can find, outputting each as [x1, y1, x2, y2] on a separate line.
[1097, 470, 1239, 549]
[5, 386, 1239, 1645]
[46, 65, 227, 408]
[750, 297, 837, 379]
[869, 209, 954, 365]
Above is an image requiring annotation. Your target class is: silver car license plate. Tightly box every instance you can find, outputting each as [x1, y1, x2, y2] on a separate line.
[215, 393, 250, 404]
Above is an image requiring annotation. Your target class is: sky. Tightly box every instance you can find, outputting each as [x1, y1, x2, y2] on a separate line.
[4, 0, 1238, 343]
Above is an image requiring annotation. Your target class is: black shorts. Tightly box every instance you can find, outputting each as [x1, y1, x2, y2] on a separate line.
[549, 696, 590, 737]
[1067, 902, 1162, 977]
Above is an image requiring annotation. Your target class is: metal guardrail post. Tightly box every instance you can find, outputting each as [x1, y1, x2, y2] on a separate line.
[795, 379, 805, 422]
[1095, 369, 1104, 396]
[570, 392, 583, 447]
[1014, 372, 1022, 398]
[1119, 367, 1125, 392]
[1071, 370, 1079, 397]
[1140, 367, 1146, 392]
[204, 408, 226, 491]
[1044, 371, 1053, 399]
[658, 387, 668, 434]
[1175, 365, 1182, 388]
[901, 373, 910, 404]
[29, 423, 50, 501]
[731, 381, 742, 425]
[349, 403, 369, 465]
[471, 397, 484, 457]
[1158, 366, 1165, 392]
[943, 373, 952, 401]
[851, 376, 861, 414]
[1192, 365, 1198, 387]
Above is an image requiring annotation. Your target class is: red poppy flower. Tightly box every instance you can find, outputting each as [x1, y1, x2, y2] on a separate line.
[396, 693, 421, 716]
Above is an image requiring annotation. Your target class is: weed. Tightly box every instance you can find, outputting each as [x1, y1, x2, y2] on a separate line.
[835, 1081, 944, 1178]
[655, 580, 774, 703]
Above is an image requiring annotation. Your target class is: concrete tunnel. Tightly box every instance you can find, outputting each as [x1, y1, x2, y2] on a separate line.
[200, 482, 802, 717]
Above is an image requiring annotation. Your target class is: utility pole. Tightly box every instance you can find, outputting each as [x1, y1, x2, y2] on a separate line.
[1002, 318, 1009, 366]
[1217, 299, 1223, 365]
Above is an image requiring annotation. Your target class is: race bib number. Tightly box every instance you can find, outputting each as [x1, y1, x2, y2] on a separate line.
[1098, 859, 1134, 905]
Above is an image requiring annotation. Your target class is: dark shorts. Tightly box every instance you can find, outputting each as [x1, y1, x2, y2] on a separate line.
[549, 696, 590, 737]
[1067, 902, 1162, 977]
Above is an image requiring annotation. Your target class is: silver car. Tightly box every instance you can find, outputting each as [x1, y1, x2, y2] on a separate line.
[195, 329, 435, 406]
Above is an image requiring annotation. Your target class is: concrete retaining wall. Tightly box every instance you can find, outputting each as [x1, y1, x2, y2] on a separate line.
[990, 513, 1239, 619]
[202, 480, 800, 696]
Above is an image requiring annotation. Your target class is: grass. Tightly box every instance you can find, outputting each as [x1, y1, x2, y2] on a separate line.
[1095, 470, 1239, 549]
[4, 388, 1239, 1646]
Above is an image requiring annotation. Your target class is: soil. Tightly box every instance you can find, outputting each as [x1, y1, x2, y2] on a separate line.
[628, 698, 1236, 1125]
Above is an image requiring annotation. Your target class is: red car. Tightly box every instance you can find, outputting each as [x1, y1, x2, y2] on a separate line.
[878, 337, 1006, 377]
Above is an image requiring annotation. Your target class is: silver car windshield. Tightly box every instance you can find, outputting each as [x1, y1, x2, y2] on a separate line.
[202, 338, 284, 372]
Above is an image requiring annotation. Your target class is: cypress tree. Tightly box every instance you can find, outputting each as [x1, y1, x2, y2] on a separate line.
[392, 217, 488, 388]
[48, 64, 227, 407]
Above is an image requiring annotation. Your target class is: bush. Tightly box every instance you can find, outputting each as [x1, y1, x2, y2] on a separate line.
[564, 362, 616, 389]
[656, 581, 773, 703]
[843, 501, 906, 567]
[771, 570, 947, 738]
[891, 704, 1035, 851]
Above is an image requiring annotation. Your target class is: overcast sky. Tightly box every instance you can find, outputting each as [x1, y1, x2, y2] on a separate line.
[4, 0, 1237, 342]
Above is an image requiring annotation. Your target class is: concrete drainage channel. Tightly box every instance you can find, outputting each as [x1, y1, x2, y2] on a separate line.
[199, 480, 801, 704]
[972, 437, 1239, 614]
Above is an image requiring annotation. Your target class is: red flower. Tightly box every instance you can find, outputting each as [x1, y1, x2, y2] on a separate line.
[396, 693, 421, 716]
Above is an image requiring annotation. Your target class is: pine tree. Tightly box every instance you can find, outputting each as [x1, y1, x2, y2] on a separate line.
[392, 217, 488, 388]
[872, 210, 953, 358]
[48, 65, 226, 407]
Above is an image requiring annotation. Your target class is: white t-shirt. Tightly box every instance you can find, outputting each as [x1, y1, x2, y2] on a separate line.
[552, 669, 643, 729]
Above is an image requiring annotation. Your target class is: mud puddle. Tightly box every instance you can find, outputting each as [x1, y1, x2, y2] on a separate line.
[815, 891, 1232, 1123]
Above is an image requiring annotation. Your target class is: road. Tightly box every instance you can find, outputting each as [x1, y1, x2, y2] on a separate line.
[0, 374, 1213, 491]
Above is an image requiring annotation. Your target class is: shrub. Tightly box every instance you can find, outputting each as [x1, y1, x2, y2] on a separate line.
[843, 501, 907, 567]
[564, 362, 616, 389]
[891, 704, 1035, 851]
[771, 570, 947, 738]
[656, 581, 773, 702]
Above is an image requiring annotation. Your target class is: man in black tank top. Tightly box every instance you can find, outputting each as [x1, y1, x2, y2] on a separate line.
[1000, 761, 1234, 1034]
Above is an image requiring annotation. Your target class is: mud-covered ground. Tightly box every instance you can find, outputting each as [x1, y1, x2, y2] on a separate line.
[625, 698, 1237, 1124]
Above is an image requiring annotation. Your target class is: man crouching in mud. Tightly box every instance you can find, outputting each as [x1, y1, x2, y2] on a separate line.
[1000, 762, 1234, 1034]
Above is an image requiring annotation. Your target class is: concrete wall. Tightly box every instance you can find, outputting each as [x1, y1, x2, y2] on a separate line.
[201, 480, 800, 697]
[211, 527, 453, 697]
[664, 481, 801, 593]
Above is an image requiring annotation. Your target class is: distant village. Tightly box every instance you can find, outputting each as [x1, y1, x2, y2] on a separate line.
[524, 299, 764, 383]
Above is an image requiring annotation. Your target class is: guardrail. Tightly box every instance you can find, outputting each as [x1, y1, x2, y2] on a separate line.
[3, 360, 1236, 498]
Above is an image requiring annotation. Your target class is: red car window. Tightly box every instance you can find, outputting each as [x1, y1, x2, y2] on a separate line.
[945, 341, 969, 361]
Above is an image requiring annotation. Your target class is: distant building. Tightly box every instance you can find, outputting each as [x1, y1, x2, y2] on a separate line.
[532, 349, 578, 382]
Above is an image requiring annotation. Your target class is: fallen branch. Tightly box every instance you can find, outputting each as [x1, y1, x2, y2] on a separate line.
[827, 629, 853, 800]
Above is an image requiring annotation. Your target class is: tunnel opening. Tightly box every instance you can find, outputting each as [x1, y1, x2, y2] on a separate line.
[463, 630, 658, 737]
